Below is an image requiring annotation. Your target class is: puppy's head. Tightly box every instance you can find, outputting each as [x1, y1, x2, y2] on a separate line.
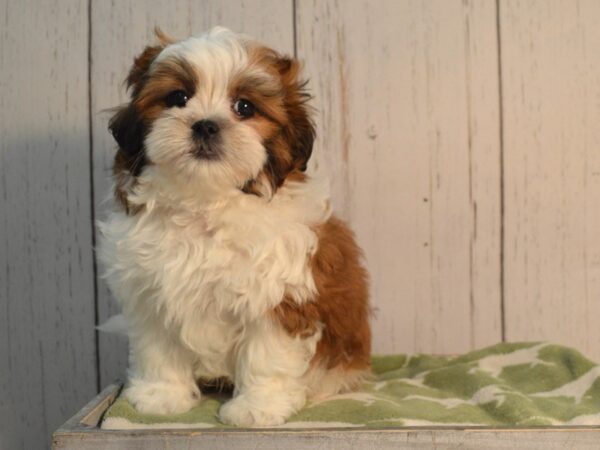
[109, 27, 315, 209]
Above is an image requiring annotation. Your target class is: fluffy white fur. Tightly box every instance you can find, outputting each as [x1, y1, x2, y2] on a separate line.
[99, 174, 332, 426]
[99, 28, 352, 427]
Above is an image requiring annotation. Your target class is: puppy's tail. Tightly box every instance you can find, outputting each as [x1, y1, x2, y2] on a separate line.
[97, 314, 128, 336]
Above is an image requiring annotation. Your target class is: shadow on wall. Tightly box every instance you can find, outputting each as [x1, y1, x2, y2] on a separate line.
[1, 130, 97, 450]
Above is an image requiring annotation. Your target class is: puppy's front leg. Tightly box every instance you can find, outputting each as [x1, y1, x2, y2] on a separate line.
[219, 317, 321, 427]
[124, 320, 201, 415]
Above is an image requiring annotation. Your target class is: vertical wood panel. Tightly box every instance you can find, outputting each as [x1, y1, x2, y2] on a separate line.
[0, 1, 96, 449]
[2, 0, 600, 446]
[297, 0, 502, 354]
[501, 0, 600, 360]
[91, 0, 295, 388]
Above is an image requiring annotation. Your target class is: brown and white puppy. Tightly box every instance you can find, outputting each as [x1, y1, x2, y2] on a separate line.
[99, 27, 371, 427]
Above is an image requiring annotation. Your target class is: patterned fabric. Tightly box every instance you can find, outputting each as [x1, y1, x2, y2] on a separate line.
[101, 342, 600, 429]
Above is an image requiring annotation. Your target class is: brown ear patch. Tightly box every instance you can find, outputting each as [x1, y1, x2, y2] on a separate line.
[239, 46, 316, 196]
[273, 56, 315, 173]
[271, 217, 372, 371]
[108, 103, 147, 169]
[126, 45, 164, 95]
[126, 28, 174, 93]
[109, 42, 162, 214]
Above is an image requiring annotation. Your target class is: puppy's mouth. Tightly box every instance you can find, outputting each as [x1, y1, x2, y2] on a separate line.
[191, 142, 221, 160]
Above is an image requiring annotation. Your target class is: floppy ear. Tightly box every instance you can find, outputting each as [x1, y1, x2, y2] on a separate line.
[287, 98, 315, 172]
[108, 103, 147, 175]
[126, 44, 163, 95]
[108, 35, 169, 174]
[277, 57, 315, 172]
[125, 28, 173, 91]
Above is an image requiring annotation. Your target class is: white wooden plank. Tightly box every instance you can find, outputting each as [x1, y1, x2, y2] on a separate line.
[0, 1, 96, 449]
[296, 0, 502, 354]
[53, 428, 600, 450]
[54, 427, 600, 450]
[501, 0, 600, 360]
[91, 0, 295, 388]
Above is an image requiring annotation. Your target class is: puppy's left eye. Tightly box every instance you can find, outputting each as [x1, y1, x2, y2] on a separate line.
[233, 99, 256, 119]
[165, 90, 189, 108]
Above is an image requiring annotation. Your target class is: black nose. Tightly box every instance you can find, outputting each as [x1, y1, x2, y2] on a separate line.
[192, 120, 220, 140]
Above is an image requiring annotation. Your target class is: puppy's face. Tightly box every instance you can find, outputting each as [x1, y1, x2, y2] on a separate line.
[110, 28, 314, 206]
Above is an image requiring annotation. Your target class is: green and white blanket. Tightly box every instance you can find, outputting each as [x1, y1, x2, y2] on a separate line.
[101, 342, 600, 429]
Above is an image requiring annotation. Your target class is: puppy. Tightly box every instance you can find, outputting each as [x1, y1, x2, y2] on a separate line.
[99, 27, 371, 427]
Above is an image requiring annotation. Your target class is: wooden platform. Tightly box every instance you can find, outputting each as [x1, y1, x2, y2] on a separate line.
[52, 383, 600, 450]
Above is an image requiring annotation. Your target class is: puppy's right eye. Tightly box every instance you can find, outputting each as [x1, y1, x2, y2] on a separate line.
[165, 90, 189, 108]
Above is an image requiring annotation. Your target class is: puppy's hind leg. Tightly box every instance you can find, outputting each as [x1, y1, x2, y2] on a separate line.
[219, 318, 321, 427]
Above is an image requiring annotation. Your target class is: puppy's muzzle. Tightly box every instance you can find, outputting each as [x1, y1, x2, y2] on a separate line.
[191, 119, 221, 160]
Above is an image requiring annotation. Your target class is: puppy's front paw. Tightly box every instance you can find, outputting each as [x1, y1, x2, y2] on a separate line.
[124, 379, 201, 415]
[219, 395, 288, 427]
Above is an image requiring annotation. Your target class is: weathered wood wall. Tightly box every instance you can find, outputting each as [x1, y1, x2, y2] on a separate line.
[2, 0, 600, 448]
[0, 2, 97, 450]
[500, 0, 600, 364]
[297, 0, 502, 355]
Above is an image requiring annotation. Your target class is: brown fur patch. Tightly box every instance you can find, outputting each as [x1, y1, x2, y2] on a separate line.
[135, 57, 198, 121]
[237, 45, 316, 195]
[154, 27, 175, 47]
[113, 150, 135, 213]
[229, 72, 286, 124]
[285, 171, 307, 183]
[272, 217, 371, 371]
[109, 33, 198, 214]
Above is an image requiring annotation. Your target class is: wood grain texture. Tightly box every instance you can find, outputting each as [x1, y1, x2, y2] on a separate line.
[500, 0, 600, 360]
[52, 428, 600, 450]
[296, 0, 502, 354]
[0, 1, 96, 449]
[91, 0, 295, 388]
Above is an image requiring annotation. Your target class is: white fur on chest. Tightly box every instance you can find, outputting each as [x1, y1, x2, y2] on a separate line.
[99, 176, 331, 379]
